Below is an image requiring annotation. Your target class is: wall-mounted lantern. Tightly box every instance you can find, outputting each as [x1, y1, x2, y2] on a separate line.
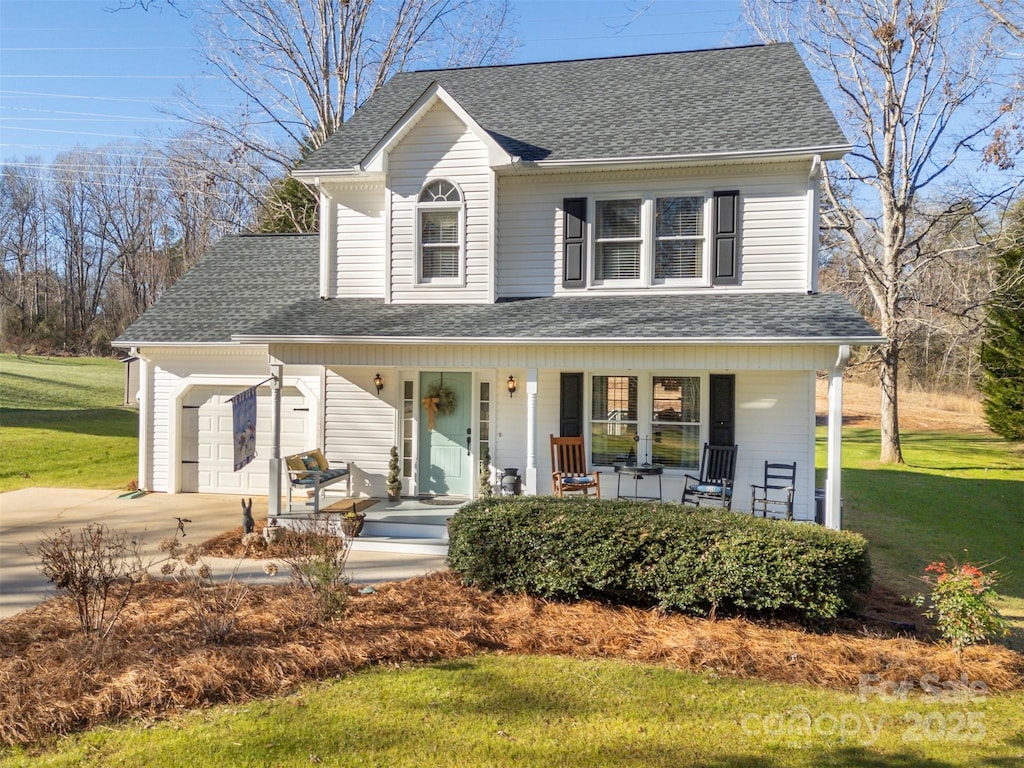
[373, 372, 384, 395]
[506, 375, 517, 398]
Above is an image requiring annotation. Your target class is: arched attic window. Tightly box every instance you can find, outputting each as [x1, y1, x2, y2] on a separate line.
[416, 179, 464, 284]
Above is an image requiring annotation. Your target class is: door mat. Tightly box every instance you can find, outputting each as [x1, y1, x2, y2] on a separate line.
[320, 498, 379, 515]
[418, 498, 464, 506]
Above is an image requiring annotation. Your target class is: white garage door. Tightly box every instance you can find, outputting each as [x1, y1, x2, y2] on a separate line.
[180, 385, 309, 494]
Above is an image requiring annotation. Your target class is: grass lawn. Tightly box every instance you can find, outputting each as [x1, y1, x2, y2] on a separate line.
[817, 426, 1024, 648]
[4, 655, 1022, 768]
[0, 354, 138, 492]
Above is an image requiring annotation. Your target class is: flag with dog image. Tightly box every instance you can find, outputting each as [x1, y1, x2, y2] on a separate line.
[232, 386, 257, 471]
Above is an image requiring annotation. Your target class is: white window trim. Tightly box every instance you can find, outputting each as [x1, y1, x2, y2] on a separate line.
[590, 191, 713, 289]
[587, 371, 707, 471]
[415, 179, 466, 287]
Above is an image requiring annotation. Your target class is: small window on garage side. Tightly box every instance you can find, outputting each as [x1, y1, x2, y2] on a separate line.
[417, 179, 463, 284]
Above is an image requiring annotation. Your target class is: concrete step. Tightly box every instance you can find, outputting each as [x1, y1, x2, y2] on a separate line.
[362, 518, 448, 539]
[349, 536, 449, 556]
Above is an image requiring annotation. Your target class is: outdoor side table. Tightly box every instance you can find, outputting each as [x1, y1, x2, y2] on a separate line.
[613, 463, 664, 501]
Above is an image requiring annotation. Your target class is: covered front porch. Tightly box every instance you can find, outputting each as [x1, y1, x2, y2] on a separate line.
[258, 345, 853, 530]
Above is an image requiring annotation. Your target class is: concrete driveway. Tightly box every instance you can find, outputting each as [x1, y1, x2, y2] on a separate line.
[0, 488, 447, 618]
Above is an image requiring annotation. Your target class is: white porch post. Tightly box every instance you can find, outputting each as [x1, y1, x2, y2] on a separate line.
[825, 345, 851, 530]
[135, 350, 153, 492]
[525, 368, 538, 495]
[268, 362, 283, 517]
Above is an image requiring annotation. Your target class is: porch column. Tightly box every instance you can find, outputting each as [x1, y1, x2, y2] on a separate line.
[525, 368, 538, 494]
[135, 350, 153, 492]
[825, 345, 850, 530]
[268, 362, 283, 517]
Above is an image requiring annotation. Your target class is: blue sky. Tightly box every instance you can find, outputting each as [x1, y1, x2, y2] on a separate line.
[0, 0, 751, 164]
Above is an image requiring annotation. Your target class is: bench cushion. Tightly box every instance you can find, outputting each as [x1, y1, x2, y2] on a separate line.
[694, 483, 732, 496]
[290, 467, 349, 487]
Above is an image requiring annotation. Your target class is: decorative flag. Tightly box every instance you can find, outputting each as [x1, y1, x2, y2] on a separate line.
[232, 386, 257, 471]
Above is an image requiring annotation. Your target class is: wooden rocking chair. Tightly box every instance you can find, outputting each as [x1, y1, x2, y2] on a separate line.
[681, 443, 738, 510]
[550, 435, 601, 498]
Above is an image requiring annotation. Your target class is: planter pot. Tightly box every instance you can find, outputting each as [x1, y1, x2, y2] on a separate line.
[263, 524, 285, 543]
[387, 490, 401, 502]
[341, 514, 365, 538]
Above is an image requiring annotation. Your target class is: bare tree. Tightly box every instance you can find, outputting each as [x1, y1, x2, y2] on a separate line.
[159, 0, 517, 231]
[745, 0, 1013, 462]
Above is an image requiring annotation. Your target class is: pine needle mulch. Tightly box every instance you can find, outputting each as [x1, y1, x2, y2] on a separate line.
[2, 571, 1021, 747]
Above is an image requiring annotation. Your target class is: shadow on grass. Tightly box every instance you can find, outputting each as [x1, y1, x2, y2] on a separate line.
[0, 408, 137, 438]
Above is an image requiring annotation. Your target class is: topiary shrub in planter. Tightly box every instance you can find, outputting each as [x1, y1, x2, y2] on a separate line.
[446, 497, 871, 622]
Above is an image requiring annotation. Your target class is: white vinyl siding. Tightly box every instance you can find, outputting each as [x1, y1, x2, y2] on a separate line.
[324, 367, 398, 497]
[496, 164, 811, 297]
[335, 184, 385, 299]
[388, 102, 491, 303]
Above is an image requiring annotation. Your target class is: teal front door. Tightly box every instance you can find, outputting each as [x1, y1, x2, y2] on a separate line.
[418, 372, 472, 496]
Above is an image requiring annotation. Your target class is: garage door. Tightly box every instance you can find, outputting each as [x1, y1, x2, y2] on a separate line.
[180, 385, 309, 494]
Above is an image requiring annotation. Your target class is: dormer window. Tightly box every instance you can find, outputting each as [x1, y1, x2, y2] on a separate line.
[416, 179, 464, 285]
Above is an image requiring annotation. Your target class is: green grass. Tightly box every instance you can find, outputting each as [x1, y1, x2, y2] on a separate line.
[4, 655, 1022, 767]
[816, 428, 1024, 597]
[0, 354, 138, 492]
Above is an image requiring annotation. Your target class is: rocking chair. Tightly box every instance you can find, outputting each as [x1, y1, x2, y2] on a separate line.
[750, 461, 797, 521]
[550, 435, 601, 498]
[681, 443, 738, 510]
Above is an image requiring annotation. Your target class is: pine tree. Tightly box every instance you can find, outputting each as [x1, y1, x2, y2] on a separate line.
[980, 233, 1024, 440]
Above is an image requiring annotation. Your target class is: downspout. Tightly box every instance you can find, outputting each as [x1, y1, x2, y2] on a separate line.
[807, 154, 822, 294]
[825, 344, 851, 530]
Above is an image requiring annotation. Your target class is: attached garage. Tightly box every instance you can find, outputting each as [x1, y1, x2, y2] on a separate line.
[179, 385, 310, 494]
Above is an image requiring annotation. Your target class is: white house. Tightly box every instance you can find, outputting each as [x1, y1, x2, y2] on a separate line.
[116, 44, 883, 528]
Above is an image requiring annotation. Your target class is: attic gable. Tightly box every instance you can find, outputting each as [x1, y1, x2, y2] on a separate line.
[360, 83, 513, 173]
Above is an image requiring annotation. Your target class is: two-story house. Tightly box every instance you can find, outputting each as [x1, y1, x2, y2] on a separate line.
[116, 44, 882, 528]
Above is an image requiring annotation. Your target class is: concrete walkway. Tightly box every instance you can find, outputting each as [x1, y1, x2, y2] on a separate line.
[0, 488, 448, 619]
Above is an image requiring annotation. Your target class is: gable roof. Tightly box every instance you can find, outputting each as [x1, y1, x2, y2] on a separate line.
[298, 43, 849, 174]
[115, 234, 319, 346]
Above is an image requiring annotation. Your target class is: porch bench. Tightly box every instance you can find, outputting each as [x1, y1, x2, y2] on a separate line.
[284, 449, 351, 514]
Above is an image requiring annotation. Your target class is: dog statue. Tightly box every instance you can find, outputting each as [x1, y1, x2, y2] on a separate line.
[241, 497, 255, 535]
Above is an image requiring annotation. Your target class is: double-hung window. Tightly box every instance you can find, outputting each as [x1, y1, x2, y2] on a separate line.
[594, 199, 642, 281]
[655, 197, 704, 280]
[651, 376, 701, 468]
[417, 179, 463, 284]
[592, 194, 709, 285]
[590, 375, 638, 465]
[589, 374, 702, 469]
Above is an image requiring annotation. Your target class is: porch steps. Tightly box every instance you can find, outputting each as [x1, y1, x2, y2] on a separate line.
[277, 498, 456, 556]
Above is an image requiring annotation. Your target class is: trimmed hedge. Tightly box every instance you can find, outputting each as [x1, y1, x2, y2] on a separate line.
[447, 497, 871, 621]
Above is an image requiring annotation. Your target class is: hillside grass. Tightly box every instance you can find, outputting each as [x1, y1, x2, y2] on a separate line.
[0, 354, 138, 491]
[4, 655, 1022, 768]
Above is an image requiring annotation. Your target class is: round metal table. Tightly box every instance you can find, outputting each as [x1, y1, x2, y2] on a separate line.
[613, 463, 664, 501]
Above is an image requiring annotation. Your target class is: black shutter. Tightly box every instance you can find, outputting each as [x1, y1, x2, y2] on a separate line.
[559, 373, 584, 437]
[712, 191, 739, 285]
[709, 374, 735, 446]
[562, 198, 587, 288]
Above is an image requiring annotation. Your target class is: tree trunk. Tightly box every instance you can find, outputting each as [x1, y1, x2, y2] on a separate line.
[879, 339, 904, 464]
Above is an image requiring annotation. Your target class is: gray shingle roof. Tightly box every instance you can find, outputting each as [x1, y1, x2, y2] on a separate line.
[299, 44, 848, 172]
[115, 234, 319, 345]
[234, 293, 882, 344]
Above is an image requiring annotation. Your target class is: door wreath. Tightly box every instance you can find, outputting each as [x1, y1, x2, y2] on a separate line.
[422, 379, 456, 431]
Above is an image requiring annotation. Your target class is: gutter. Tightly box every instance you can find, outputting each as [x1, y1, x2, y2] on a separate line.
[292, 144, 852, 180]
[231, 333, 886, 347]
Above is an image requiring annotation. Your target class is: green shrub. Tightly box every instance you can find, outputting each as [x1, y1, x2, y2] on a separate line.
[447, 497, 871, 621]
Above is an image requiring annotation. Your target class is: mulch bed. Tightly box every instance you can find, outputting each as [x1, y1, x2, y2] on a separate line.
[1, 572, 1021, 748]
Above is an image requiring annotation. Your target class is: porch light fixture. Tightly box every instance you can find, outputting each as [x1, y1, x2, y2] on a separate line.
[506, 375, 517, 397]
[373, 372, 384, 395]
